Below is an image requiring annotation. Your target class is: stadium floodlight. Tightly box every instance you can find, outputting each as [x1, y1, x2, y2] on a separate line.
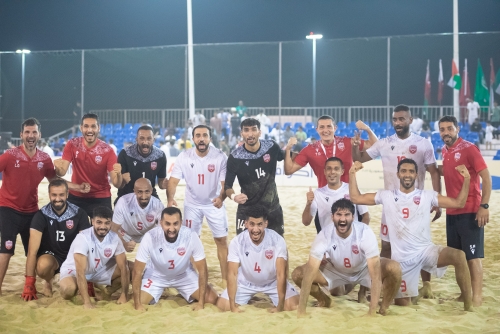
[306, 33, 323, 40]
[16, 49, 31, 54]
[306, 33, 322, 107]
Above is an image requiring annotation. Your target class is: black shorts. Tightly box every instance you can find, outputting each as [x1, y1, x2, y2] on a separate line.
[68, 194, 112, 219]
[446, 213, 484, 260]
[236, 205, 284, 236]
[0, 207, 36, 255]
[37, 250, 63, 274]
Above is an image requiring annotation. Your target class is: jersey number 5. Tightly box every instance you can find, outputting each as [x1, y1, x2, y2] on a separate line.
[137, 222, 143, 230]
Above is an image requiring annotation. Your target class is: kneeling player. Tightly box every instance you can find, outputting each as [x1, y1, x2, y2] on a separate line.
[295, 199, 401, 317]
[216, 206, 299, 313]
[132, 207, 218, 311]
[59, 207, 129, 309]
[22, 179, 90, 300]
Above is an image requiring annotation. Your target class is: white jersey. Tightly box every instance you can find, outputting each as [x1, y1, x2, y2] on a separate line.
[310, 183, 368, 230]
[135, 226, 205, 281]
[310, 222, 379, 276]
[375, 189, 438, 262]
[228, 229, 287, 287]
[60, 227, 125, 276]
[113, 193, 164, 243]
[170, 147, 227, 207]
[366, 133, 436, 190]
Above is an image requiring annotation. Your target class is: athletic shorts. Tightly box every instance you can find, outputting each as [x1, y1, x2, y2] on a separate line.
[0, 207, 35, 255]
[320, 262, 371, 291]
[68, 194, 112, 219]
[184, 205, 228, 238]
[236, 205, 284, 236]
[141, 268, 199, 304]
[219, 279, 298, 306]
[446, 213, 484, 260]
[396, 244, 446, 299]
[60, 258, 117, 286]
[379, 209, 390, 242]
[37, 250, 64, 274]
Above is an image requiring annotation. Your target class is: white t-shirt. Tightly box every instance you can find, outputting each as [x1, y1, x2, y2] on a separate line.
[113, 193, 165, 243]
[61, 227, 125, 276]
[374, 189, 438, 262]
[310, 183, 368, 230]
[467, 101, 480, 125]
[228, 229, 287, 287]
[135, 226, 205, 280]
[254, 114, 271, 138]
[310, 222, 379, 276]
[170, 147, 227, 207]
[366, 133, 436, 190]
[410, 118, 424, 134]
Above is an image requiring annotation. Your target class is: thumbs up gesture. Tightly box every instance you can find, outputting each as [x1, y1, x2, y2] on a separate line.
[306, 186, 314, 204]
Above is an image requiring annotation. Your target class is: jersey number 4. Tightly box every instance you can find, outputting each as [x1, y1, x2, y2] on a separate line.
[254, 262, 261, 273]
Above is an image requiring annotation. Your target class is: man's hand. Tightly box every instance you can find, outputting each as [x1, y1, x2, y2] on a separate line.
[78, 182, 91, 194]
[355, 120, 370, 131]
[135, 304, 146, 311]
[167, 199, 178, 207]
[476, 207, 489, 227]
[53, 158, 66, 176]
[21, 276, 38, 301]
[113, 163, 122, 175]
[350, 161, 364, 174]
[124, 240, 137, 253]
[267, 307, 282, 313]
[212, 197, 223, 209]
[306, 187, 314, 205]
[122, 172, 131, 184]
[351, 131, 362, 148]
[286, 137, 297, 150]
[230, 305, 244, 313]
[455, 165, 470, 179]
[83, 302, 95, 309]
[116, 294, 128, 305]
[233, 194, 248, 205]
[431, 207, 442, 222]
[191, 303, 204, 311]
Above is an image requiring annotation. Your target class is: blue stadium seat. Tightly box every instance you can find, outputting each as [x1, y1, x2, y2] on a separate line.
[429, 121, 435, 130]
[481, 122, 486, 129]
[337, 122, 347, 130]
[420, 132, 430, 139]
[493, 155, 500, 161]
[370, 121, 380, 129]
[375, 128, 387, 138]
[388, 128, 396, 136]
[347, 121, 357, 130]
[310, 132, 320, 140]
[462, 123, 470, 131]
[381, 121, 391, 129]
[431, 133, 441, 142]
[113, 123, 122, 131]
[305, 122, 315, 130]
[293, 122, 303, 131]
[466, 132, 479, 143]
[360, 131, 369, 140]
[272, 122, 280, 129]
[338, 129, 348, 137]
[283, 122, 291, 129]
[345, 128, 355, 137]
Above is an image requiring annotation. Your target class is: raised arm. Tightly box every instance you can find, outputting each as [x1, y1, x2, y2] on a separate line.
[355, 120, 378, 149]
[302, 187, 315, 226]
[437, 165, 470, 209]
[348, 162, 377, 205]
[284, 137, 304, 175]
[110, 163, 123, 189]
[366, 256, 382, 316]
[297, 255, 322, 317]
[53, 158, 70, 177]
[351, 131, 374, 163]
[166, 177, 180, 207]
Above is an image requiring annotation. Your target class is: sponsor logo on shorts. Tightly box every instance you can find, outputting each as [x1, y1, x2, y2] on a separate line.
[177, 247, 186, 256]
[104, 248, 112, 258]
[454, 152, 461, 162]
[146, 214, 154, 223]
[337, 141, 345, 151]
[151, 162, 157, 170]
[470, 244, 475, 254]
[265, 249, 274, 259]
[352, 244, 359, 254]
[409, 145, 417, 154]
[263, 154, 270, 163]
[208, 164, 215, 172]
[95, 155, 102, 164]
[344, 194, 350, 200]
[413, 196, 420, 205]
[5, 240, 13, 250]
[44, 250, 55, 256]
[66, 220, 74, 229]
[37, 162, 44, 170]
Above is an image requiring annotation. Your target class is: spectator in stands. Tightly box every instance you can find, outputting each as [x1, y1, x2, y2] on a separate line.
[470, 118, 484, 144]
[159, 140, 170, 158]
[466, 98, 480, 125]
[169, 140, 180, 157]
[295, 126, 307, 143]
[219, 139, 230, 156]
[485, 122, 494, 150]
[269, 124, 283, 143]
[190, 110, 206, 127]
[230, 110, 241, 141]
[410, 113, 424, 134]
[185, 120, 194, 140]
[164, 122, 177, 139]
[491, 101, 500, 128]
[235, 100, 247, 118]
[177, 132, 193, 151]
[241, 112, 249, 123]
[108, 138, 118, 155]
[283, 125, 295, 143]
[254, 110, 271, 139]
[40, 140, 55, 158]
[420, 122, 432, 138]
[210, 111, 222, 137]
[219, 108, 231, 140]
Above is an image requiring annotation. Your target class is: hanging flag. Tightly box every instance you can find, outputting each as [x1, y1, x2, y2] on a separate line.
[438, 59, 444, 104]
[447, 59, 461, 89]
[474, 59, 490, 107]
[495, 68, 500, 95]
[490, 58, 496, 110]
[424, 59, 431, 108]
[459, 59, 470, 106]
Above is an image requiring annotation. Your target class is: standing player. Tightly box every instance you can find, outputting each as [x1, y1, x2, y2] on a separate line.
[294, 199, 401, 317]
[132, 207, 218, 311]
[116, 125, 167, 204]
[54, 113, 122, 217]
[439, 115, 491, 307]
[225, 118, 285, 235]
[167, 125, 229, 286]
[302, 157, 369, 231]
[22, 179, 90, 300]
[349, 160, 473, 311]
[59, 207, 129, 309]
[0, 118, 57, 295]
[216, 206, 299, 312]
[112, 178, 164, 253]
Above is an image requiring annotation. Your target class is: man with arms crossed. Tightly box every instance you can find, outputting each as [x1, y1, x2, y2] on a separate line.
[132, 207, 218, 311]
[439, 115, 491, 306]
[22, 179, 90, 300]
[168, 125, 229, 286]
[294, 199, 401, 317]
[216, 206, 299, 312]
[59, 207, 129, 309]
[54, 113, 122, 217]
[349, 159, 473, 311]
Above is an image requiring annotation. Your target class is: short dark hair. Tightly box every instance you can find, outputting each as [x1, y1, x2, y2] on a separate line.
[393, 104, 410, 114]
[438, 115, 458, 128]
[81, 113, 99, 125]
[93, 206, 113, 220]
[161, 207, 182, 221]
[397, 158, 418, 173]
[240, 118, 260, 130]
[331, 198, 355, 215]
[21, 118, 41, 132]
[325, 157, 344, 169]
[48, 178, 68, 192]
[192, 125, 212, 138]
[137, 124, 154, 134]
[316, 115, 336, 126]
[244, 205, 268, 222]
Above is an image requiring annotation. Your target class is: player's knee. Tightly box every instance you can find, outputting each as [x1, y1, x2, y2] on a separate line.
[450, 248, 467, 266]
[291, 266, 304, 286]
[214, 237, 227, 247]
[59, 285, 76, 300]
[384, 260, 402, 278]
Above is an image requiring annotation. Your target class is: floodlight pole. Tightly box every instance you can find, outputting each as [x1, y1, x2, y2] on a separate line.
[187, 0, 195, 119]
[453, 0, 460, 119]
[16, 50, 30, 122]
[306, 33, 323, 108]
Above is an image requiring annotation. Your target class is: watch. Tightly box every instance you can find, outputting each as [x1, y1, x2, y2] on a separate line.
[480, 204, 489, 209]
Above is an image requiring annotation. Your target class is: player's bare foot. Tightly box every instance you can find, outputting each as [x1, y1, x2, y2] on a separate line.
[455, 294, 464, 302]
[418, 281, 434, 299]
[42, 281, 53, 297]
[472, 297, 482, 307]
[464, 300, 474, 312]
[358, 286, 368, 303]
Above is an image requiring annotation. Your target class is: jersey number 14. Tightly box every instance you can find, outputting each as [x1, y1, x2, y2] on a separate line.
[254, 168, 266, 179]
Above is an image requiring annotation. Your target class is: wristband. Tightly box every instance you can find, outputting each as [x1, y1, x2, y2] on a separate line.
[230, 193, 236, 201]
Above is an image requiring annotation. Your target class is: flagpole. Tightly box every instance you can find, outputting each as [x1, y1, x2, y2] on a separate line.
[453, 0, 459, 119]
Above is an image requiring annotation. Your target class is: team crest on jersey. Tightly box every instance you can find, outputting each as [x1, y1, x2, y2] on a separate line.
[263, 154, 270, 163]
[265, 249, 274, 259]
[104, 248, 112, 258]
[151, 162, 157, 170]
[352, 244, 359, 254]
[454, 152, 461, 162]
[66, 220, 74, 229]
[177, 247, 186, 256]
[208, 164, 215, 172]
[146, 214, 154, 223]
[5, 240, 13, 250]
[344, 194, 350, 200]
[413, 196, 421, 205]
[37, 162, 44, 170]
[409, 145, 417, 154]
[337, 141, 345, 151]
[95, 155, 102, 164]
